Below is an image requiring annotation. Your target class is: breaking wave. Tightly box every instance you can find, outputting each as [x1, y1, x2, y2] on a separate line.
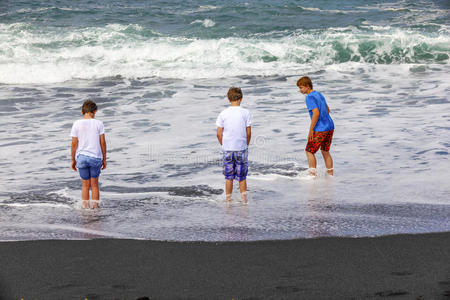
[0, 23, 448, 84]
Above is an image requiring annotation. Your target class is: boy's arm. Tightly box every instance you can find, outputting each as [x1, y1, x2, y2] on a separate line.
[217, 127, 223, 145]
[100, 134, 107, 170]
[246, 126, 251, 145]
[308, 108, 320, 141]
[71, 137, 78, 171]
[326, 104, 330, 113]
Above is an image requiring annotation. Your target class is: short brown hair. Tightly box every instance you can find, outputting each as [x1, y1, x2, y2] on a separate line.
[227, 87, 243, 101]
[82, 100, 97, 114]
[297, 76, 313, 89]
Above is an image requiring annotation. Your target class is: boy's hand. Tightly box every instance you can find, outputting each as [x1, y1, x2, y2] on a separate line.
[102, 160, 107, 170]
[71, 160, 77, 171]
[308, 130, 315, 142]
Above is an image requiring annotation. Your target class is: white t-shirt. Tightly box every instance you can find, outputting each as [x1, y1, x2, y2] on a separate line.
[70, 119, 105, 159]
[216, 106, 252, 151]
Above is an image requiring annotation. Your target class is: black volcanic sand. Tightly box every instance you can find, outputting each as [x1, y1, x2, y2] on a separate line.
[1, 233, 449, 300]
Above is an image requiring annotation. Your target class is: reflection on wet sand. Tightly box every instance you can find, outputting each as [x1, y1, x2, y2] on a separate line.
[223, 197, 250, 241]
[305, 176, 336, 237]
[80, 207, 106, 239]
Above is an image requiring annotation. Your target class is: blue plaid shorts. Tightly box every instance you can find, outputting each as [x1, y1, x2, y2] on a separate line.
[222, 149, 248, 181]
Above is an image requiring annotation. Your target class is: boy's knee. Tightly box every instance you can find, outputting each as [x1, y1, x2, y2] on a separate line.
[82, 180, 91, 187]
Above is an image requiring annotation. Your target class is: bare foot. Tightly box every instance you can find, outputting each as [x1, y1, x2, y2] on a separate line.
[82, 200, 89, 209]
[226, 194, 232, 202]
[308, 168, 317, 177]
[241, 192, 247, 203]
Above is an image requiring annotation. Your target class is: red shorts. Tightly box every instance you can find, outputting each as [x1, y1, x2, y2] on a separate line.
[305, 130, 334, 154]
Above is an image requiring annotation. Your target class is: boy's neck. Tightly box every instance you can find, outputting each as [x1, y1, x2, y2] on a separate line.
[230, 100, 241, 106]
[83, 113, 95, 119]
[307, 88, 314, 94]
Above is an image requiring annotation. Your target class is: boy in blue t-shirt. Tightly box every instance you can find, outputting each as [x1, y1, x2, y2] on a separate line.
[297, 76, 334, 176]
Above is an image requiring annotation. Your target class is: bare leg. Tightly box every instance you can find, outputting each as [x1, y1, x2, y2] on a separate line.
[90, 177, 100, 208]
[81, 179, 90, 208]
[225, 180, 233, 201]
[239, 179, 247, 202]
[321, 150, 334, 175]
[305, 151, 317, 176]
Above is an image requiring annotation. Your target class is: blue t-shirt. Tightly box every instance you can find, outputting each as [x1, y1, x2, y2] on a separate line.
[305, 91, 334, 132]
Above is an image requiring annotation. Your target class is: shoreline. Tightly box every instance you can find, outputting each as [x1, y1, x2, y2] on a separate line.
[1, 232, 449, 299]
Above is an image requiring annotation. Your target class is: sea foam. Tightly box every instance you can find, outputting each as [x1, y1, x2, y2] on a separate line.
[190, 19, 216, 27]
[0, 23, 448, 84]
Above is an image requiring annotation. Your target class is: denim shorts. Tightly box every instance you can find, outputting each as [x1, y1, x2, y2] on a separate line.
[222, 149, 248, 181]
[76, 154, 102, 180]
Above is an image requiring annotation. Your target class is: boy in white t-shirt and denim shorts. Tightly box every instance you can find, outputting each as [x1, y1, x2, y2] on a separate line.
[70, 100, 107, 209]
[216, 87, 252, 202]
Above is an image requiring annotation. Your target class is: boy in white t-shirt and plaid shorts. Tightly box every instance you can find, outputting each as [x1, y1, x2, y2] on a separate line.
[216, 87, 252, 202]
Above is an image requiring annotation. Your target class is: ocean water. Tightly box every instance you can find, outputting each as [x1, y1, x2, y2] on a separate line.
[0, 0, 449, 241]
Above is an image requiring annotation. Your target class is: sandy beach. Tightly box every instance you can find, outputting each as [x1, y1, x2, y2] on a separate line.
[1, 232, 449, 299]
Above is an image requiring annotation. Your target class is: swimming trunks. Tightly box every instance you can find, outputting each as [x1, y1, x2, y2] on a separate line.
[222, 149, 248, 181]
[305, 130, 334, 154]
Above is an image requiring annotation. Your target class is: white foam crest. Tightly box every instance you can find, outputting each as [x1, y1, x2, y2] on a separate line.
[58, 7, 78, 11]
[248, 169, 335, 181]
[2, 223, 125, 238]
[199, 5, 218, 11]
[382, 7, 419, 12]
[297, 6, 362, 14]
[298, 6, 321, 11]
[0, 24, 448, 84]
[249, 174, 299, 181]
[0, 203, 73, 209]
[359, 24, 394, 31]
[190, 19, 216, 28]
[47, 188, 73, 200]
[16, 7, 52, 13]
[13, 6, 86, 14]
[0, 23, 154, 46]
[182, 5, 220, 14]
[105, 23, 144, 32]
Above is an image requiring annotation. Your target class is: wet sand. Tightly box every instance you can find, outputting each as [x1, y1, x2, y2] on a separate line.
[1, 232, 449, 299]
